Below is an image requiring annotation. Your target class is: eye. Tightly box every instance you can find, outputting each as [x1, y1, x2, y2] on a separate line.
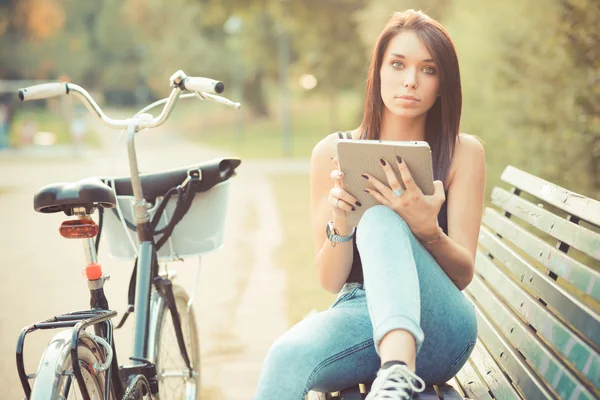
[423, 66, 436, 75]
[391, 61, 403, 69]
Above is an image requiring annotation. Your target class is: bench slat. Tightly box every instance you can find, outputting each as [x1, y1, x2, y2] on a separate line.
[483, 208, 600, 303]
[475, 246, 600, 391]
[439, 380, 465, 400]
[501, 166, 600, 227]
[465, 290, 555, 399]
[464, 339, 522, 399]
[455, 359, 494, 400]
[491, 187, 600, 261]
[469, 269, 598, 398]
[478, 222, 600, 349]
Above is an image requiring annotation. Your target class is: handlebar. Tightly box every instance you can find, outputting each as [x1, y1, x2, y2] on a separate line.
[181, 76, 224, 94]
[16, 70, 239, 131]
[18, 82, 69, 101]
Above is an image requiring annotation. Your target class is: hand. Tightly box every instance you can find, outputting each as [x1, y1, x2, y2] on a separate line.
[362, 156, 445, 241]
[328, 157, 361, 219]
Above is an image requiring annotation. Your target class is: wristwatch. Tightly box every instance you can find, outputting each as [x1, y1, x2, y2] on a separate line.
[326, 221, 356, 246]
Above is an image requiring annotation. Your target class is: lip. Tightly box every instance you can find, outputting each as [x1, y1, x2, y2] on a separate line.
[397, 95, 419, 101]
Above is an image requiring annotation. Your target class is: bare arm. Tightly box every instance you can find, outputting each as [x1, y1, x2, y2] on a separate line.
[310, 134, 361, 293]
[421, 134, 486, 290]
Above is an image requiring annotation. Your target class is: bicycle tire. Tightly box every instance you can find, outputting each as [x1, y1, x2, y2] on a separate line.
[30, 329, 110, 400]
[147, 283, 201, 400]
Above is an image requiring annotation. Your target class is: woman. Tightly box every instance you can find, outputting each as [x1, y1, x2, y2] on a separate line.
[254, 9, 484, 400]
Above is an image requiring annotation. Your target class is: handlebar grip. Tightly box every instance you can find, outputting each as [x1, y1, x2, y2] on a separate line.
[18, 82, 69, 101]
[182, 77, 224, 94]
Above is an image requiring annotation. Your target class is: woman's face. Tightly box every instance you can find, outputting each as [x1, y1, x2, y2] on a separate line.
[379, 30, 440, 119]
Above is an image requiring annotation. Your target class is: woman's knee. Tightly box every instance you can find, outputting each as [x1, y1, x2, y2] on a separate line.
[263, 332, 321, 380]
[356, 205, 410, 245]
[264, 335, 302, 369]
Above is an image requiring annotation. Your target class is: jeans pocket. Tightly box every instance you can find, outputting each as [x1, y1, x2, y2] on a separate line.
[330, 287, 359, 309]
[436, 339, 476, 384]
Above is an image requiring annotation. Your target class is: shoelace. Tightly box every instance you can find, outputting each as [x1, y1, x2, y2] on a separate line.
[368, 364, 426, 400]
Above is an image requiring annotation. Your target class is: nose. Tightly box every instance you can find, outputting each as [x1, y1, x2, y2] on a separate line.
[403, 69, 418, 89]
[404, 78, 417, 89]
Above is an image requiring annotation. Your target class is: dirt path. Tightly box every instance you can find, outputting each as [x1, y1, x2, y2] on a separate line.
[0, 124, 308, 399]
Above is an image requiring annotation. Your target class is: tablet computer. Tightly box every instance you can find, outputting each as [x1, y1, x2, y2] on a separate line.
[336, 139, 435, 228]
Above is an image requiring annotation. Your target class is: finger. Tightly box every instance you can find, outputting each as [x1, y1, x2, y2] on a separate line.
[329, 192, 355, 212]
[363, 186, 389, 206]
[361, 173, 394, 200]
[331, 187, 361, 208]
[330, 169, 344, 187]
[331, 157, 344, 188]
[433, 180, 446, 201]
[379, 157, 403, 192]
[332, 156, 340, 171]
[397, 158, 422, 194]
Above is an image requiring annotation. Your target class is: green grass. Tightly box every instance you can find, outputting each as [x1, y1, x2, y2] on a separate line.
[177, 90, 363, 159]
[270, 173, 336, 326]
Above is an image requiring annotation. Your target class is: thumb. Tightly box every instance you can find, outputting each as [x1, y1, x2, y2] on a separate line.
[433, 180, 445, 199]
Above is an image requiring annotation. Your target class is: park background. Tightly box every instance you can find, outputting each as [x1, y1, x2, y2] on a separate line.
[0, 0, 598, 398]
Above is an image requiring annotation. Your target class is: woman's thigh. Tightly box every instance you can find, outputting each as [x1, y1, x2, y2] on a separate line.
[266, 287, 380, 394]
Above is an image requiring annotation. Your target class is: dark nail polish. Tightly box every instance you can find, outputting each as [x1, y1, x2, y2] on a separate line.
[379, 159, 386, 166]
[364, 189, 370, 193]
[396, 155, 402, 164]
[361, 174, 369, 180]
[355, 201, 362, 207]
[352, 206, 356, 211]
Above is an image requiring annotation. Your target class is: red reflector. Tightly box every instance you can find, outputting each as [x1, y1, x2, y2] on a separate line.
[59, 219, 99, 239]
[84, 263, 103, 280]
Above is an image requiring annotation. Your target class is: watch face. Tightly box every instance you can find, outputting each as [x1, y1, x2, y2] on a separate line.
[326, 221, 334, 240]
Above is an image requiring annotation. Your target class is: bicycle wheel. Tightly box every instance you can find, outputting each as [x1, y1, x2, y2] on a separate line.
[147, 283, 201, 400]
[30, 329, 109, 400]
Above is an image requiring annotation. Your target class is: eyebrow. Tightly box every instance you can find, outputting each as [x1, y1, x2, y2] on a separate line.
[389, 53, 434, 63]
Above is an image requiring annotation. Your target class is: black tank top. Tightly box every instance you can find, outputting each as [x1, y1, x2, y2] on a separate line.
[345, 195, 449, 283]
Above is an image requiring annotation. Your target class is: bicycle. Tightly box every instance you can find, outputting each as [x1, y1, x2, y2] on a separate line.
[15, 70, 241, 400]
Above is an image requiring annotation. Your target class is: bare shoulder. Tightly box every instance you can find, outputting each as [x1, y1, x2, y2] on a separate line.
[311, 130, 359, 166]
[456, 133, 485, 157]
[447, 133, 486, 187]
[311, 132, 339, 162]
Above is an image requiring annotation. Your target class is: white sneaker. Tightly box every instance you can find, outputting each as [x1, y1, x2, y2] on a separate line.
[365, 363, 426, 400]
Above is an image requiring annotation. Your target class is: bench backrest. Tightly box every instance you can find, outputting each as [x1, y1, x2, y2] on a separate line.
[462, 166, 600, 399]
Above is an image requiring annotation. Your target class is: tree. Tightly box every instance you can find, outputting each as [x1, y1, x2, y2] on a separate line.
[560, 0, 600, 197]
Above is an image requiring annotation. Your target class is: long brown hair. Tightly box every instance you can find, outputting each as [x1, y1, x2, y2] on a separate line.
[359, 10, 462, 185]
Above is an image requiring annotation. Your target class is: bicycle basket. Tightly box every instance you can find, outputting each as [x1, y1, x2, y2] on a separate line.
[101, 159, 239, 261]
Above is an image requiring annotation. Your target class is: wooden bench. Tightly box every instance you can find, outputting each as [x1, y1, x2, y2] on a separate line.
[311, 165, 600, 399]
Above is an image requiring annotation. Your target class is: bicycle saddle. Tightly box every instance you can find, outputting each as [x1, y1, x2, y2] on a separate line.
[34, 178, 116, 215]
[105, 158, 241, 202]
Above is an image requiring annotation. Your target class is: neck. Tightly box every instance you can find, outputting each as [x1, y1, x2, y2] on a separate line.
[379, 109, 427, 141]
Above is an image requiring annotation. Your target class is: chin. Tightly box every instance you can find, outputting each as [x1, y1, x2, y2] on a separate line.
[388, 106, 426, 119]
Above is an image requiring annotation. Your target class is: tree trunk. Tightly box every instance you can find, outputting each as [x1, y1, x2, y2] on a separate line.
[243, 70, 270, 118]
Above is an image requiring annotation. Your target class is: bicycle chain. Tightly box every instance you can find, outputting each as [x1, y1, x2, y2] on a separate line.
[122, 374, 152, 400]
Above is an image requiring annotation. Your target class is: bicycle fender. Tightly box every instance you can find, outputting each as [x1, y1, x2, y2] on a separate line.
[29, 329, 104, 400]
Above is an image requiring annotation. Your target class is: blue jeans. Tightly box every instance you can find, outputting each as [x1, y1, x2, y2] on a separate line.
[254, 205, 478, 399]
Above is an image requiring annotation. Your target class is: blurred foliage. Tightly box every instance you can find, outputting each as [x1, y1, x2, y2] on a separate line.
[0, 0, 598, 197]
